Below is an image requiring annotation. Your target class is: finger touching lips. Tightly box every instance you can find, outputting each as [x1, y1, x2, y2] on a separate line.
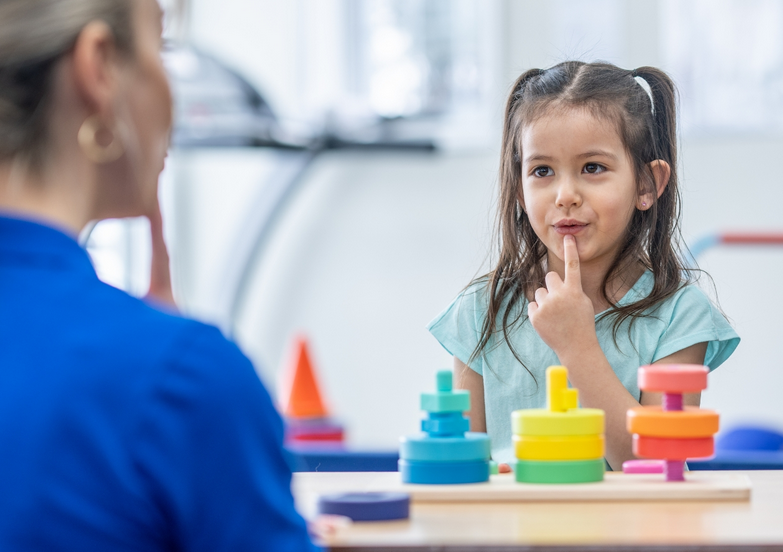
[563, 235, 581, 285]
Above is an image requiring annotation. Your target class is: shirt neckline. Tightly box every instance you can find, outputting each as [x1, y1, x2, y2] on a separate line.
[0, 214, 96, 277]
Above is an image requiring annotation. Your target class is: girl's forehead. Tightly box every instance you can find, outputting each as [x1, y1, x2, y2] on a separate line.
[520, 106, 625, 162]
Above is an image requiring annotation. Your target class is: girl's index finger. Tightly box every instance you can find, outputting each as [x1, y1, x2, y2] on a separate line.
[563, 235, 582, 288]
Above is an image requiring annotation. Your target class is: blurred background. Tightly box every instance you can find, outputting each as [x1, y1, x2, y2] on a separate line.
[86, 0, 783, 450]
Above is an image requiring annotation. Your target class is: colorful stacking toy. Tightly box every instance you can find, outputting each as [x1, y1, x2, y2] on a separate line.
[512, 366, 605, 483]
[399, 370, 491, 484]
[278, 335, 345, 445]
[627, 364, 719, 481]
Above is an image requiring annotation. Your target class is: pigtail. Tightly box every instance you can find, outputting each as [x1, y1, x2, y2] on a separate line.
[497, 68, 544, 265]
[468, 67, 546, 379]
[632, 67, 677, 169]
[626, 67, 686, 326]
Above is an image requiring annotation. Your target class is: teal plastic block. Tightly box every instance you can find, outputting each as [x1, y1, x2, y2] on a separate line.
[436, 370, 452, 392]
[399, 459, 490, 484]
[420, 390, 470, 413]
[399, 432, 490, 462]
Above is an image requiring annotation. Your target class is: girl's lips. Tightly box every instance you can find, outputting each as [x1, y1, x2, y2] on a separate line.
[554, 223, 587, 235]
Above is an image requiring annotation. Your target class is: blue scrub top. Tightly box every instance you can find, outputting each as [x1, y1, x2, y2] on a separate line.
[0, 215, 319, 551]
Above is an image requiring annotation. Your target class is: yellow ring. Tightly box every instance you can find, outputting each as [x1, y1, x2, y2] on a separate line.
[513, 434, 604, 461]
[512, 408, 604, 437]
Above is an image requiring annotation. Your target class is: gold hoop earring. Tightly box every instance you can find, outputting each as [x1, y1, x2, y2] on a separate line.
[78, 115, 124, 164]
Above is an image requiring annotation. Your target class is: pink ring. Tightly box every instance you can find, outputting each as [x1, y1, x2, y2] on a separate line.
[638, 364, 708, 393]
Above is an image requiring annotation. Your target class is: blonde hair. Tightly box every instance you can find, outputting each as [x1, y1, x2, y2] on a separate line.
[0, 0, 132, 166]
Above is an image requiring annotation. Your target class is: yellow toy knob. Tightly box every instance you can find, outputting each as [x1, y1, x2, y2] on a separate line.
[547, 366, 578, 412]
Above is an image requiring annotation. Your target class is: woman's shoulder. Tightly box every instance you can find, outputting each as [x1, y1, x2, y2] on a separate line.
[86, 282, 255, 384]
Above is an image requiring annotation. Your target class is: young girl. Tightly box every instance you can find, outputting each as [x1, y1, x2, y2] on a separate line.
[427, 61, 740, 471]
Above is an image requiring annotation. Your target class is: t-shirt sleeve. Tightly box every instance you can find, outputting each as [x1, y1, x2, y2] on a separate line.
[651, 285, 740, 371]
[134, 322, 320, 552]
[427, 284, 487, 374]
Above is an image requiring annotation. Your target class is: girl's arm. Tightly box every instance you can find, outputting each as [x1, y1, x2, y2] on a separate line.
[454, 357, 514, 473]
[453, 342, 707, 474]
[453, 357, 486, 432]
[558, 342, 706, 471]
[528, 236, 706, 470]
[642, 343, 705, 408]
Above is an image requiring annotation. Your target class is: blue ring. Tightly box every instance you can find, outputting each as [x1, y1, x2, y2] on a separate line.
[399, 459, 490, 484]
[421, 414, 470, 436]
[318, 492, 410, 521]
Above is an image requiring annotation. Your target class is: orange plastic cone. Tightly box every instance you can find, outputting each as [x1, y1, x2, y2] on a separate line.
[278, 335, 329, 419]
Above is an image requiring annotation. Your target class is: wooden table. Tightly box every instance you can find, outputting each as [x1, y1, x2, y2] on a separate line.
[293, 471, 783, 551]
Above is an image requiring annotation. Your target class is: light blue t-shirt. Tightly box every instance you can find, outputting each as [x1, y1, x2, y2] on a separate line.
[427, 271, 740, 464]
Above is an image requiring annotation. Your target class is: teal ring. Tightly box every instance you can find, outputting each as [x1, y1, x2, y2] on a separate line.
[399, 432, 490, 462]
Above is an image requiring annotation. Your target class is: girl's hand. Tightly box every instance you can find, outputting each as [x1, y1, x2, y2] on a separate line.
[309, 514, 352, 540]
[527, 235, 597, 357]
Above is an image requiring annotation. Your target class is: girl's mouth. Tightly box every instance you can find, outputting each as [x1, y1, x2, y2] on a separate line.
[553, 220, 587, 235]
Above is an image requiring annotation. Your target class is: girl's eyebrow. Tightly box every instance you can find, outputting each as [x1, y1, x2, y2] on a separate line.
[524, 150, 618, 164]
[523, 154, 554, 163]
[578, 150, 618, 160]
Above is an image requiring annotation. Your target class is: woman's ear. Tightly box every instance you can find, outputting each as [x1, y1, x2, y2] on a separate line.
[72, 21, 120, 119]
[637, 159, 671, 210]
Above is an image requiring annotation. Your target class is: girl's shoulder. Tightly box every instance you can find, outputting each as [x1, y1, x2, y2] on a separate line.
[640, 274, 721, 319]
[630, 273, 740, 369]
[427, 277, 529, 366]
[428, 278, 492, 332]
[436, 277, 527, 320]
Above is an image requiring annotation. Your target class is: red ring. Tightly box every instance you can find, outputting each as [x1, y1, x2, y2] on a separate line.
[633, 434, 714, 460]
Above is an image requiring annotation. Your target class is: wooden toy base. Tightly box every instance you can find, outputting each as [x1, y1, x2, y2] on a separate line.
[293, 470, 751, 509]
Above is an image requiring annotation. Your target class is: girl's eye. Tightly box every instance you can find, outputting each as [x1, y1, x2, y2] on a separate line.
[583, 163, 606, 174]
[533, 166, 554, 178]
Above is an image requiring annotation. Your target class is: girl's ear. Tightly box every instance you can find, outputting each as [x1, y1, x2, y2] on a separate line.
[637, 159, 671, 210]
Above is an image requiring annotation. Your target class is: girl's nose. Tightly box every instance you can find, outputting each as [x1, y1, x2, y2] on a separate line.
[555, 178, 582, 209]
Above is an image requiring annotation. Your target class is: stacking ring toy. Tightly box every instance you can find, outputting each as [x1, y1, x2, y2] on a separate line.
[626, 364, 718, 481]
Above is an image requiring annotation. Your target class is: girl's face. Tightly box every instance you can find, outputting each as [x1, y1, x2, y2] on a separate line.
[518, 107, 639, 271]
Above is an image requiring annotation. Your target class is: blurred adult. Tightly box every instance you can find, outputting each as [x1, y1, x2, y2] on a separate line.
[0, 0, 317, 550]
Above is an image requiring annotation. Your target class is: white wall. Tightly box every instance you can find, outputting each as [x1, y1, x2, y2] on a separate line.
[233, 150, 497, 447]
[678, 137, 783, 432]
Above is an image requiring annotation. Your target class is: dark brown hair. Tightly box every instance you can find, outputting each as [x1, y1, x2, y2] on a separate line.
[0, 0, 134, 168]
[468, 61, 690, 382]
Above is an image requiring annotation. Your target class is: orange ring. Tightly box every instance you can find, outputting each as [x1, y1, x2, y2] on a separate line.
[638, 364, 708, 393]
[627, 406, 719, 438]
[633, 434, 714, 460]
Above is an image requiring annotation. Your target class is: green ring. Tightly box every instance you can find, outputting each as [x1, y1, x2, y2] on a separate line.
[514, 458, 605, 484]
